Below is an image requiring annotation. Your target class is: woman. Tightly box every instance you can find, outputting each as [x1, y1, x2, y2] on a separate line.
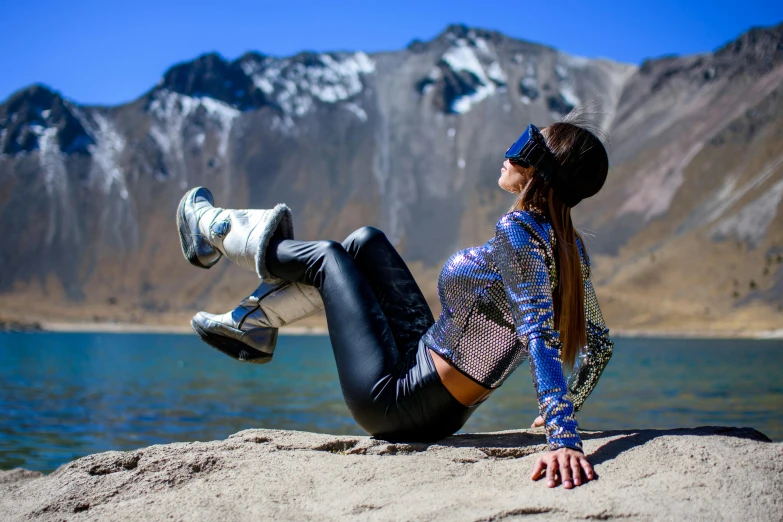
[176, 111, 613, 490]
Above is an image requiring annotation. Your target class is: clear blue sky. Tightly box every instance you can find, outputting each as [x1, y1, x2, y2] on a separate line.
[1, 0, 781, 106]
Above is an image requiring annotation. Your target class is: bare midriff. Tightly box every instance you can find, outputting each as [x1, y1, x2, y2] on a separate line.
[429, 348, 493, 407]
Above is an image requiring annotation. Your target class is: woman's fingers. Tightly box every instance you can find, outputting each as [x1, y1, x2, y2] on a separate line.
[546, 459, 558, 488]
[531, 457, 547, 481]
[580, 456, 595, 481]
[558, 455, 573, 489]
[570, 456, 583, 486]
[532, 451, 594, 488]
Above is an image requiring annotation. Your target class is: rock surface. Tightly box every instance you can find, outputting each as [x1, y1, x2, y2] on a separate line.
[1, 427, 780, 521]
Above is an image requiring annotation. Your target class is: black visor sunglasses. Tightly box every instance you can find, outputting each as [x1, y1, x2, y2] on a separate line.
[504, 124, 552, 169]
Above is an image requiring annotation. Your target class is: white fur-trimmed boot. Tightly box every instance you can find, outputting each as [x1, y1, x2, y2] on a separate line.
[191, 281, 324, 364]
[176, 186, 293, 282]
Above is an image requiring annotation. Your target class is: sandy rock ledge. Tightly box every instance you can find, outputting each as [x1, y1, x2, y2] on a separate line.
[0, 427, 780, 521]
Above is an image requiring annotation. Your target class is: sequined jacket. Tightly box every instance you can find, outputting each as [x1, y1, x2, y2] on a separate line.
[422, 209, 614, 451]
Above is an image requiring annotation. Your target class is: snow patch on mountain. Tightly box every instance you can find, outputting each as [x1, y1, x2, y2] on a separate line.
[520, 77, 539, 105]
[549, 59, 581, 116]
[36, 126, 66, 199]
[443, 43, 496, 113]
[486, 62, 507, 87]
[240, 52, 374, 127]
[148, 91, 239, 180]
[87, 113, 128, 199]
[442, 41, 486, 80]
[560, 85, 580, 107]
[34, 124, 81, 245]
[344, 102, 368, 122]
[558, 52, 591, 68]
[514, 55, 540, 105]
[415, 29, 511, 114]
[196, 96, 241, 157]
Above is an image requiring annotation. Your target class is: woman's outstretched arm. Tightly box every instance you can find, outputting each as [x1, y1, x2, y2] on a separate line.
[567, 270, 614, 412]
[494, 213, 581, 450]
[493, 212, 594, 488]
[530, 241, 613, 426]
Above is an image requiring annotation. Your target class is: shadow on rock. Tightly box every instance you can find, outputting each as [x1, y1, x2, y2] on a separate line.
[374, 425, 772, 463]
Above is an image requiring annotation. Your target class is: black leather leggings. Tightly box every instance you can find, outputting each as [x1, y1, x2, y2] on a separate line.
[266, 226, 480, 442]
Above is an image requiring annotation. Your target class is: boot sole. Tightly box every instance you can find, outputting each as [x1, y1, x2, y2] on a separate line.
[191, 319, 274, 364]
[177, 188, 215, 270]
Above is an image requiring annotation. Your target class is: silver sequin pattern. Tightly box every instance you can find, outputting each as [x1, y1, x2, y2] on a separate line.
[422, 210, 614, 450]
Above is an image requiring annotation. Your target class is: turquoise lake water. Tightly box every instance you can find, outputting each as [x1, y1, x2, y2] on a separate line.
[1, 332, 781, 472]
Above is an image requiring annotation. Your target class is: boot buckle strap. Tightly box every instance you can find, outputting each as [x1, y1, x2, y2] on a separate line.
[210, 219, 231, 239]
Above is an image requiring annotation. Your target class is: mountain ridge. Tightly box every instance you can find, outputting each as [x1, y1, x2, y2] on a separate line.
[1, 22, 782, 334]
[6, 20, 781, 109]
[4, 21, 635, 111]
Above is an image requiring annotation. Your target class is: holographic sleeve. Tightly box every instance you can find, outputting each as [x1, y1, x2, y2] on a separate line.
[494, 213, 582, 452]
[566, 272, 614, 412]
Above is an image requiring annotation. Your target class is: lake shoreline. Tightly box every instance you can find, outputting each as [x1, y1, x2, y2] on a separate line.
[9, 321, 781, 339]
[23, 321, 330, 336]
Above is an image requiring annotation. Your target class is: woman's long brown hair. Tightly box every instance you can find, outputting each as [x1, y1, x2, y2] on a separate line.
[508, 117, 609, 368]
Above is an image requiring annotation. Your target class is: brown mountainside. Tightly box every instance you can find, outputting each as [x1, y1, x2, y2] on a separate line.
[0, 23, 781, 335]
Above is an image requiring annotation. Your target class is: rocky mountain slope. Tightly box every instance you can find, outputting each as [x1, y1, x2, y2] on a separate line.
[579, 23, 783, 334]
[0, 23, 781, 334]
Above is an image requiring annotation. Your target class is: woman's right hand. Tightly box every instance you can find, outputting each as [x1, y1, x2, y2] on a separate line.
[531, 447, 594, 489]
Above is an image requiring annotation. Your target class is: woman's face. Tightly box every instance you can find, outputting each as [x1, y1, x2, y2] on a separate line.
[498, 159, 534, 194]
[499, 126, 548, 194]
